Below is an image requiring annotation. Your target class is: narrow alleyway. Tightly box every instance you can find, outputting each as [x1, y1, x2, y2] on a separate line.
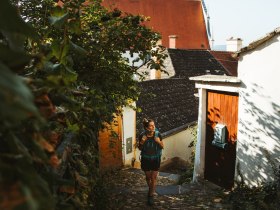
[104, 168, 232, 210]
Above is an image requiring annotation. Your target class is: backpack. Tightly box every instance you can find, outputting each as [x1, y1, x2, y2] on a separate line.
[138, 129, 162, 160]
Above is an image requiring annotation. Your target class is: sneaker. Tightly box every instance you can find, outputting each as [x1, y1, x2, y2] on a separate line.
[147, 196, 154, 206]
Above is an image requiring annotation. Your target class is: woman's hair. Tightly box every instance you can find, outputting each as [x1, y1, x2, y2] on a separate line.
[142, 118, 154, 129]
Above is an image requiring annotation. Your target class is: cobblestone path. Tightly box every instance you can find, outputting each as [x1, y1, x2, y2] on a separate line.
[104, 168, 232, 210]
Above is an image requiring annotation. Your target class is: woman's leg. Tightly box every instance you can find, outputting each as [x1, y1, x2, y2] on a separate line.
[144, 171, 152, 193]
[145, 170, 156, 206]
[150, 170, 159, 196]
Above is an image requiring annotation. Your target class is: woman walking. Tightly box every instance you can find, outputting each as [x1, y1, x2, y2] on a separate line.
[137, 118, 164, 206]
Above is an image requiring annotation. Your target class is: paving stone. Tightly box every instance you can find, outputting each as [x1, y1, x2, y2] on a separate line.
[104, 167, 232, 210]
[159, 172, 180, 182]
[156, 185, 180, 195]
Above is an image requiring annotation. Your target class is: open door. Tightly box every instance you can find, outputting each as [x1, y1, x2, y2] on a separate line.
[204, 90, 239, 189]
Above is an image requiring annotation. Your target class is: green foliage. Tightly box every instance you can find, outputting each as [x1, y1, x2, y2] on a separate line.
[0, 0, 166, 209]
[229, 160, 280, 209]
[178, 123, 197, 184]
[228, 177, 280, 209]
[73, 1, 166, 124]
[188, 123, 198, 163]
[0, 0, 37, 38]
[0, 1, 53, 209]
[0, 63, 39, 124]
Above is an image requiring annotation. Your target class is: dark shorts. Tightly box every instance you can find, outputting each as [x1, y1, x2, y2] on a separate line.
[141, 157, 161, 171]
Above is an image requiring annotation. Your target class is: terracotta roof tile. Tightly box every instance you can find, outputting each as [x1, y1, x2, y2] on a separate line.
[103, 0, 209, 49]
[209, 51, 238, 76]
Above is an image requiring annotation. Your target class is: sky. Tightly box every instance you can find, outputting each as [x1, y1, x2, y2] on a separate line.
[206, 0, 280, 47]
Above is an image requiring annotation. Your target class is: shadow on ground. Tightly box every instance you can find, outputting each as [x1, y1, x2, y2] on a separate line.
[103, 167, 232, 210]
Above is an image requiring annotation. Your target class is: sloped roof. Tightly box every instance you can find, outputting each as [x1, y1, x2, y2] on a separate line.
[103, 0, 209, 49]
[236, 27, 280, 56]
[137, 78, 198, 135]
[209, 51, 238, 76]
[168, 49, 229, 78]
[136, 49, 230, 135]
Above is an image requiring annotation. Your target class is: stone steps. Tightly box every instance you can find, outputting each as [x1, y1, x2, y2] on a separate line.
[106, 167, 231, 209]
[112, 168, 195, 196]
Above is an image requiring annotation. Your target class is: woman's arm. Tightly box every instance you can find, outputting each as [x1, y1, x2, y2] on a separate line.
[137, 134, 147, 150]
[155, 133, 164, 149]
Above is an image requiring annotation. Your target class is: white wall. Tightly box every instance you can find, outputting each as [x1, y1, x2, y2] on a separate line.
[133, 127, 196, 168]
[193, 88, 207, 182]
[237, 35, 280, 187]
[122, 105, 136, 166]
[122, 51, 144, 67]
[137, 51, 175, 81]
[161, 127, 195, 164]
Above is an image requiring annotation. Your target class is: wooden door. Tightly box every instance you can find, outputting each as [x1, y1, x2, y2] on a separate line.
[204, 90, 239, 189]
[99, 115, 123, 172]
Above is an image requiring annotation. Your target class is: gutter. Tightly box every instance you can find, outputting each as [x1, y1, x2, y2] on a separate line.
[161, 121, 197, 138]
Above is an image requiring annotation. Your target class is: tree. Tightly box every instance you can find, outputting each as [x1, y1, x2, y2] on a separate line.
[0, 0, 166, 209]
